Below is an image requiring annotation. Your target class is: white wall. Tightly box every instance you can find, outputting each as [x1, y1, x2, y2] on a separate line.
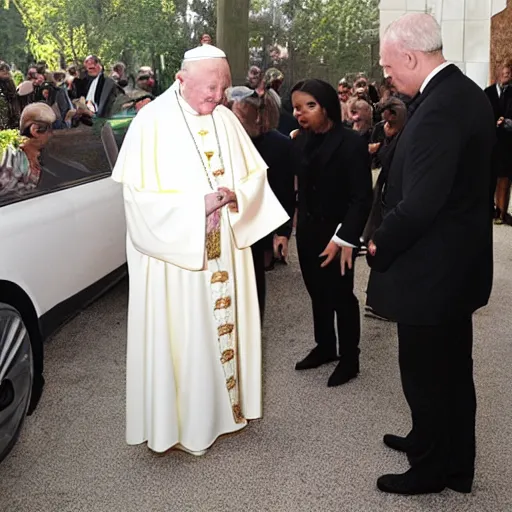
[379, 0, 508, 88]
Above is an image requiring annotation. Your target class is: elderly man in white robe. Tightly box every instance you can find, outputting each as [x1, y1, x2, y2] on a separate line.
[112, 44, 288, 456]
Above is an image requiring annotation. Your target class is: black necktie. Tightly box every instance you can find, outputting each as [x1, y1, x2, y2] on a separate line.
[499, 85, 507, 111]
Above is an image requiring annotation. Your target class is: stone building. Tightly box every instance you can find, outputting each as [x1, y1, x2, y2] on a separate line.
[379, 0, 512, 88]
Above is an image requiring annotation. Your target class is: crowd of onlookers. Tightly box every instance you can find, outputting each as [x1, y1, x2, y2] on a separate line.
[485, 62, 512, 225]
[241, 60, 512, 232]
[2, 42, 511, 227]
[241, 64, 409, 253]
[0, 55, 157, 198]
[242, 64, 409, 177]
[0, 56, 157, 133]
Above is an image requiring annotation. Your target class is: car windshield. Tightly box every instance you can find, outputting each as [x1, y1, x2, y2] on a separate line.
[0, 63, 156, 207]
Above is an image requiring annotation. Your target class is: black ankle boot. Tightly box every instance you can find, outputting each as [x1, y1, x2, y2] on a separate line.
[383, 433, 411, 453]
[295, 347, 338, 370]
[327, 358, 359, 387]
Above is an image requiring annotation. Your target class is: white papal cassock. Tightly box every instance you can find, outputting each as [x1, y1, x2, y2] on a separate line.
[112, 80, 289, 454]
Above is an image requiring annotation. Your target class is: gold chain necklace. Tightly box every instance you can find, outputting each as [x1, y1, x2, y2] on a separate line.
[175, 91, 224, 260]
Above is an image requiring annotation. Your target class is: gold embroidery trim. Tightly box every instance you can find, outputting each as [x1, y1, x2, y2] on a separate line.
[226, 376, 236, 391]
[218, 323, 234, 337]
[221, 349, 235, 364]
[211, 271, 229, 284]
[232, 404, 245, 424]
[198, 129, 209, 137]
[206, 228, 221, 260]
[212, 168, 225, 177]
[215, 297, 232, 310]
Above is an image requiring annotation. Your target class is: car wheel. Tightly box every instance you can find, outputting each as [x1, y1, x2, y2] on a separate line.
[0, 303, 33, 463]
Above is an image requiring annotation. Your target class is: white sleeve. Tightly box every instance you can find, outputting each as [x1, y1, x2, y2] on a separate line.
[123, 184, 207, 270]
[331, 223, 357, 248]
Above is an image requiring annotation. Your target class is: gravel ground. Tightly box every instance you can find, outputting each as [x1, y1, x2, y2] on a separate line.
[0, 226, 511, 512]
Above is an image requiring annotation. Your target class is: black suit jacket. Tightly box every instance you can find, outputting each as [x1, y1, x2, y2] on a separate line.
[367, 64, 495, 325]
[75, 73, 121, 118]
[484, 83, 512, 172]
[294, 124, 373, 246]
[484, 83, 512, 123]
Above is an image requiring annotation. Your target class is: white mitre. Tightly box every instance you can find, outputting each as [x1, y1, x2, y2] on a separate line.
[183, 44, 227, 62]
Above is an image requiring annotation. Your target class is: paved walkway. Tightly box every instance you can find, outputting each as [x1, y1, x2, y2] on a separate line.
[1, 227, 511, 512]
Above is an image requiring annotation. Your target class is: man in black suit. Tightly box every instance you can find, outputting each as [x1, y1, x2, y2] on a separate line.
[76, 55, 122, 118]
[366, 13, 495, 495]
[484, 63, 512, 224]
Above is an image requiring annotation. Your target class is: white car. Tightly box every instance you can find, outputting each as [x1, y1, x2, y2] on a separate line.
[0, 121, 127, 462]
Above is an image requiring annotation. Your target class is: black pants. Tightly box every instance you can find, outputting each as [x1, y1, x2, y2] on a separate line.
[297, 222, 360, 360]
[397, 316, 476, 482]
[251, 241, 266, 324]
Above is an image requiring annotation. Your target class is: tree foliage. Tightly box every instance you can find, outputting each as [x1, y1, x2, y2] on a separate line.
[250, 0, 379, 91]
[0, 5, 30, 68]
[2, 0, 379, 90]
[4, 0, 187, 79]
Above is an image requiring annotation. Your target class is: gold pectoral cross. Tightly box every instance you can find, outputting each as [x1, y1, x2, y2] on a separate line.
[204, 150, 214, 166]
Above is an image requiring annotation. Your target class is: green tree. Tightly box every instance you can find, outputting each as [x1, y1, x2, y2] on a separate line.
[0, 4, 31, 70]
[283, 0, 380, 87]
[189, 0, 217, 45]
[4, 0, 380, 93]
[5, 0, 186, 80]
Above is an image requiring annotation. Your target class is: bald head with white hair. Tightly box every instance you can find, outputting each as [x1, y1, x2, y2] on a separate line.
[380, 13, 446, 98]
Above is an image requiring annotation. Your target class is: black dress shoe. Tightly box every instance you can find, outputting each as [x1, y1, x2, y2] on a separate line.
[383, 433, 411, 453]
[377, 470, 445, 495]
[327, 359, 359, 387]
[295, 347, 338, 370]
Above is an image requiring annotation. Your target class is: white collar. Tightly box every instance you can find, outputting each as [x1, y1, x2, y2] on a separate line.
[420, 61, 451, 94]
[496, 83, 509, 97]
[176, 83, 200, 116]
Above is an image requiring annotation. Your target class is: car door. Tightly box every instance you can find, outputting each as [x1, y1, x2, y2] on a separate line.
[0, 119, 127, 320]
[0, 182, 91, 319]
[42, 122, 127, 292]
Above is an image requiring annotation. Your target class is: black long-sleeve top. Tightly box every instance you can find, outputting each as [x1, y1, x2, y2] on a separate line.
[252, 130, 296, 237]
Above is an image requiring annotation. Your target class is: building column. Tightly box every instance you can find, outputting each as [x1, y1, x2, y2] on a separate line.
[216, 0, 250, 86]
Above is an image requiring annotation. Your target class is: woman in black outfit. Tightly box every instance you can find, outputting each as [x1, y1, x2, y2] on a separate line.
[291, 79, 372, 387]
[226, 86, 295, 323]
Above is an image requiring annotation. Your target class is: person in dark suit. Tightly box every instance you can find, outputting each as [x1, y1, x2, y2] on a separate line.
[291, 79, 372, 387]
[366, 13, 495, 495]
[75, 55, 122, 118]
[484, 62, 512, 224]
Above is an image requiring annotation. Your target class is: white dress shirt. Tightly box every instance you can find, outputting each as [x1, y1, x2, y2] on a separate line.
[86, 74, 101, 111]
[332, 224, 357, 248]
[420, 61, 451, 93]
